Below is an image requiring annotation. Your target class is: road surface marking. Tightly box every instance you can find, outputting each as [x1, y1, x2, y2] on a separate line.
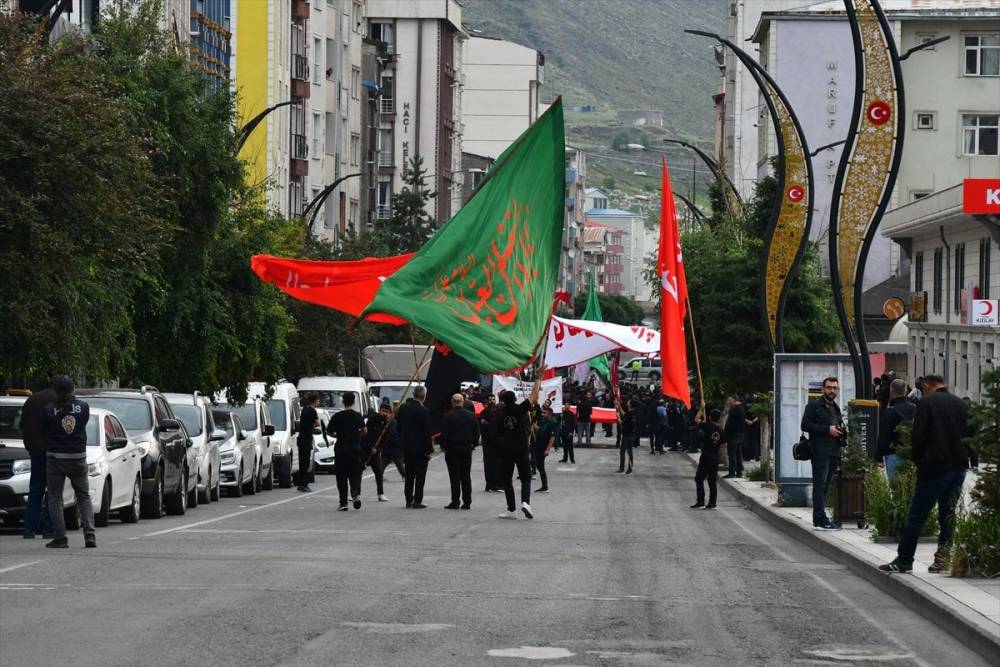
[341, 622, 454, 634]
[487, 647, 575, 660]
[0, 560, 43, 574]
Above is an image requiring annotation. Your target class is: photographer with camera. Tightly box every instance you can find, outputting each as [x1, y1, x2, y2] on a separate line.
[800, 377, 844, 530]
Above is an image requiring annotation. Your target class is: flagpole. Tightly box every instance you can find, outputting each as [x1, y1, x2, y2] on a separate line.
[685, 295, 707, 414]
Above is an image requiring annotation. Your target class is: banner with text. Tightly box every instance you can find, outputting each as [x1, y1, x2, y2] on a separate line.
[544, 316, 660, 369]
[492, 376, 563, 411]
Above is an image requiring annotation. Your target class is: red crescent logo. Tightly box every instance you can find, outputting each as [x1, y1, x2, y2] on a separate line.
[980, 300, 995, 316]
[787, 184, 805, 203]
[867, 100, 891, 126]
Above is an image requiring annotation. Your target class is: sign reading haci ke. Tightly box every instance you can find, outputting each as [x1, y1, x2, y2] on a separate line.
[971, 299, 999, 326]
[963, 179, 1000, 215]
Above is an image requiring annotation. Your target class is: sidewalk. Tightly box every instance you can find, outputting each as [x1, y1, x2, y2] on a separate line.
[685, 453, 1000, 665]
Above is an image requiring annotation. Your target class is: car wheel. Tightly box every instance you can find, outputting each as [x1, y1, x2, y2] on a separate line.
[64, 504, 81, 531]
[198, 470, 210, 504]
[141, 469, 164, 519]
[262, 461, 274, 491]
[94, 479, 111, 528]
[278, 457, 292, 489]
[254, 463, 262, 493]
[120, 476, 141, 524]
[188, 472, 200, 509]
[165, 468, 188, 515]
[231, 463, 244, 497]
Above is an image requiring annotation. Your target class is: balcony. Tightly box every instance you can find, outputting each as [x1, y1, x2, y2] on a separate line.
[291, 55, 310, 98]
[565, 168, 576, 183]
[377, 205, 392, 220]
[378, 151, 393, 168]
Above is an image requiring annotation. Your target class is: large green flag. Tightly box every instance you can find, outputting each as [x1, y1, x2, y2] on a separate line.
[362, 100, 565, 372]
[581, 272, 610, 376]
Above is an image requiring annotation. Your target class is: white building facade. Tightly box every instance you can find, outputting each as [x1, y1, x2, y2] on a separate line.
[462, 35, 543, 159]
[584, 207, 655, 303]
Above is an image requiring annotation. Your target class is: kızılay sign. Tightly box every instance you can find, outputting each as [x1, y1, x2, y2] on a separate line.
[971, 299, 999, 327]
[963, 179, 1000, 215]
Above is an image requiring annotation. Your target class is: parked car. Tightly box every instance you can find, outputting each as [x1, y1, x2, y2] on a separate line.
[211, 411, 257, 497]
[0, 396, 78, 528]
[165, 392, 223, 505]
[80, 387, 196, 518]
[297, 376, 375, 416]
[619, 357, 662, 383]
[248, 381, 300, 489]
[213, 393, 275, 493]
[312, 408, 336, 474]
[86, 409, 143, 526]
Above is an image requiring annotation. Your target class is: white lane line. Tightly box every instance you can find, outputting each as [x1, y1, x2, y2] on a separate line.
[0, 560, 43, 575]
[720, 507, 932, 667]
[131, 469, 378, 540]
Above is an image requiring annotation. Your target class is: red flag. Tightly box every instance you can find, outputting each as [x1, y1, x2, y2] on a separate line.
[657, 157, 691, 408]
[250, 253, 413, 325]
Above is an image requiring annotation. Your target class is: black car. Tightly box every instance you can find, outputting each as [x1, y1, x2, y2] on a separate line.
[79, 387, 194, 518]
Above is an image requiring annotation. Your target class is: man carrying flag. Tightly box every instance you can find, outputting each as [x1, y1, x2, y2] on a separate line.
[657, 156, 692, 410]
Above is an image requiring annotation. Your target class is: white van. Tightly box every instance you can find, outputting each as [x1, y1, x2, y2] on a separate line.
[248, 382, 300, 488]
[297, 376, 374, 416]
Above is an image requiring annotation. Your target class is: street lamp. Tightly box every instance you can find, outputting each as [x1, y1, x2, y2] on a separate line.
[301, 171, 365, 237]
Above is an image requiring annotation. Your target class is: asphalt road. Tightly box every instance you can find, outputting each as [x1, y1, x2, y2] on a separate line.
[0, 439, 988, 667]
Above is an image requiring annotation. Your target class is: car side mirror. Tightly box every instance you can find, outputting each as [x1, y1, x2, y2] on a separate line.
[237, 431, 247, 442]
[210, 430, 226, 442]
[262, 424, 275, 437]
[185, 438, 193, 448]
[108, 436, 129, 451]
[158, 419, 181, 433]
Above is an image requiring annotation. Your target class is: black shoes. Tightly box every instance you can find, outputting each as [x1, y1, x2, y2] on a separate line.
[690, 502, 704, 508]
[617, 468, 625, 473]
[814, 522, 842, 531]
[444, 503, 460, 510]
[411, 503, 427, 509]
[460, 504, 471, 510]
[625, 468, 633, 474]
[45, 537, 68, 549]
[878, 559, 912, 573]
[338, 503, 349, 511]
[535, 487, 549, 493]
[85, 536, 97, 548]
[352, 495, 362, 510]
[704, 504, 716, 510]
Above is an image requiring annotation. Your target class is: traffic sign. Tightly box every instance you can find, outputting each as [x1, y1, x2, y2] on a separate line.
[882, 297, 905, 320]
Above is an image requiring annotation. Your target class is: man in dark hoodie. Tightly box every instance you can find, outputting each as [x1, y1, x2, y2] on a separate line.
[880, 375, 974, 574]
[42, 376, 95, 549]
[876, 379, 916, 483]
[20, 382, 56, 539]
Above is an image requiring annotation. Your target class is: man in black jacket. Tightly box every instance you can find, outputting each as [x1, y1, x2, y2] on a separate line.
[397, 386, 433, 508]
[876, 379, 916, 483]
[724, 396, 748, 478]
[576, 391, 594, 448]
[479, 393, 501, 491]
[801, 377, 845, 530]
[497, 390, 536, 519]
[20, 383, 56, 539]
[880, 375, 973, 574]
[691, 409, 726, 509]
[441, 393, 479, 509]
[43, 376, 95, 549]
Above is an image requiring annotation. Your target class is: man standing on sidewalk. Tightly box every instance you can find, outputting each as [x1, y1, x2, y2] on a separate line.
[880, 375, 973, 574]
[876, 379, 915, 483]
[801, 377, 845, 531]
[576, 391, 594, 448]
[723, 395, 748, 478]
[441, 393, 479, 510]
[20, 383, 55, 539]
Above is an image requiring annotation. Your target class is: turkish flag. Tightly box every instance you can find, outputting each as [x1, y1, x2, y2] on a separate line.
[657, 157, 691, 408]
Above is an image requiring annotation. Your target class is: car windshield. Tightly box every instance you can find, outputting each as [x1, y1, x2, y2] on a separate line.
[265, 399, 287, 430]
[308, 390, 357, 411]
[86, 421, 99, 446]
[171, 404, 203, 436]
[224, 403, 257, 430]
[370, 385, 411, 405]
[212, 411, 235, 437]
[0, 405, 24, 439]
[85, 397, 152, 431]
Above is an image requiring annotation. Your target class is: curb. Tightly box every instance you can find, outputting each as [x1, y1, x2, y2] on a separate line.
[685, 455, 1000, 666]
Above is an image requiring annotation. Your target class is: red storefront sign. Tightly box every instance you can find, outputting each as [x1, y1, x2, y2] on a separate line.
[963, 179, 1000, 215]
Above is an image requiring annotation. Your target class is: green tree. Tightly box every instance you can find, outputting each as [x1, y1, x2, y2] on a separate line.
[0, 11, 166, 382]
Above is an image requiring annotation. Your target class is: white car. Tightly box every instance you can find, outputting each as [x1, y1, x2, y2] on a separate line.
[297, 376, 376, 416]
[87, 409, 143, 526]
[312, 408, 336, 474]
[214, 394, 275, 493]
[166, 392, 223, 505]
[249, 381, 300, 489]
[211, 411, 257, 497]
[0, 396, 78, 527]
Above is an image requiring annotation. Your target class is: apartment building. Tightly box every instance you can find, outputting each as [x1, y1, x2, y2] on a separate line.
[583, 223, 625, 296]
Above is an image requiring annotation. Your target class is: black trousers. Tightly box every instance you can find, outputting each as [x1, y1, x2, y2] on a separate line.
[404, 452, 428, 505]
[533, 447, 548, 489]
[559, 434, 575, 462]
[619, 437, 634, 470]
[727, 435, 744, 476]
[445, 448, 472, 506]
[365, 450, 384, 495]
[696, 459, 718, 505]
[335, 449, 361, 505]
[295, 444, 312, 487]
[382, 451, 405, 478]
[482, 441, 499, 490]
[498, 446, 532, 512]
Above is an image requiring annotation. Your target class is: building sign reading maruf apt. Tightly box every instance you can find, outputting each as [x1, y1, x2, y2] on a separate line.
[963, 179, 1000, 215]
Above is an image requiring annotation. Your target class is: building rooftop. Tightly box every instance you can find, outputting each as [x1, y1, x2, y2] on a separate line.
[880, 183, 965, 238]
[587, 208, 640, 217]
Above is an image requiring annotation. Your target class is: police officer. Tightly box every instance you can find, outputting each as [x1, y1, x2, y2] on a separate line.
[441, 393, 480, 510]
[691, 409, 726, 509]
[43, 376, 95, 549]
[397, 386, 433, 509]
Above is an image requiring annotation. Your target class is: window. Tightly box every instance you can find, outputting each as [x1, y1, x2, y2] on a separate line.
[378, 128, 393, 167]
[980, 238, 993, 299]
[912, 191, 932, 201]
[349, 199, 359, 228]
[914, 112, 935, 130]
[350, 132, 360, 166]
[351, 0, 362, 33]
[370, 21, 394, 51]
[380, 74, 394, 113]
[964, 34, 1000, 76]
[376, 179, 393, 219]
[917, 32, 938, 50]
[325, 112, 336, 155]
[325, 38, 335, 80]
[313, 38, 322, 83]
[933, 247, 943, 313]
[312, 112, 322, 158]
[351, 66, 360, 100]
[954, 242, 966, 313]
[915, 251, 924, 292]
[962, 114, 999, 155]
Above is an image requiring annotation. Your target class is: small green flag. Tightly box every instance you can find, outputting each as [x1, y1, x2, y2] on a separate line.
[581, 272, 610, 376]
[362, 100, 566, 372]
